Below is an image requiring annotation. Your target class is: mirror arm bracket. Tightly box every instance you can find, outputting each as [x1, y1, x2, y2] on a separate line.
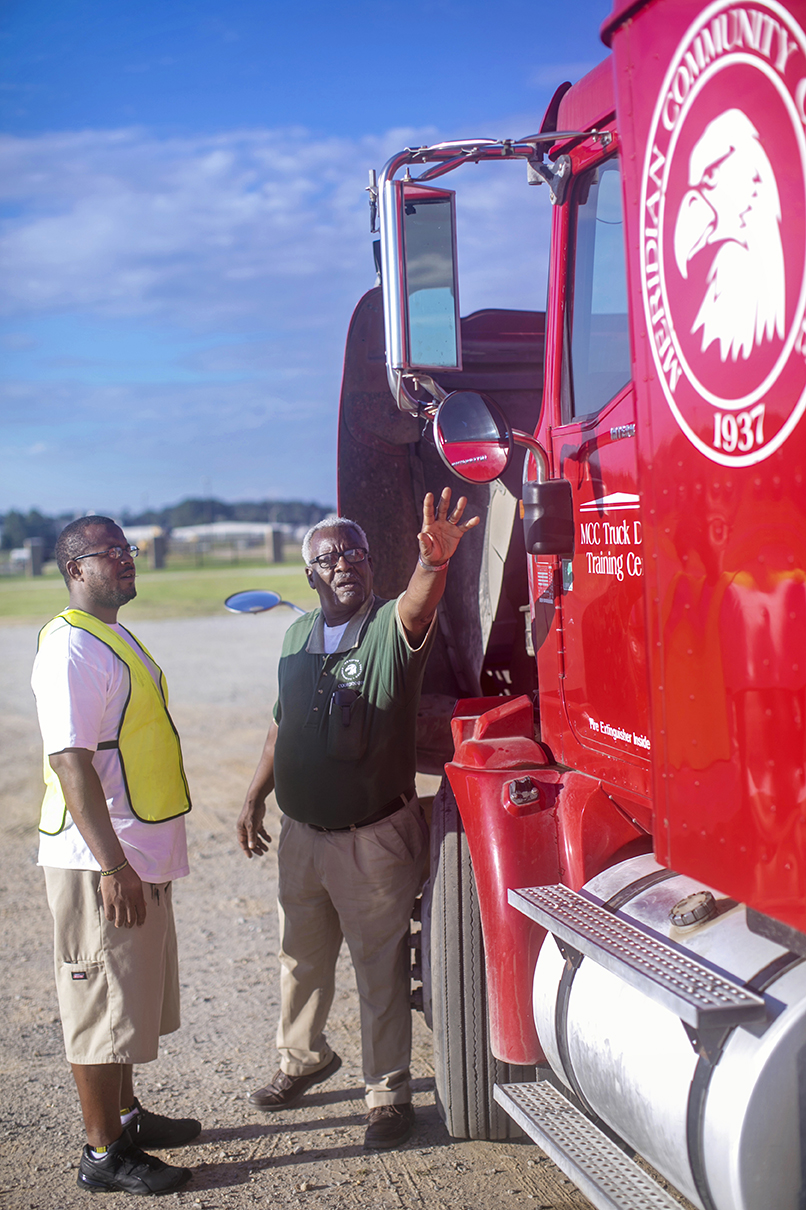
[526, 154, 572, 205]
[412, 373, 448, 405]
[512, 430, 550, 484]
[377, 130, 611, 191]
[367, 169, 379, 233]
[387, 366, 443, 416]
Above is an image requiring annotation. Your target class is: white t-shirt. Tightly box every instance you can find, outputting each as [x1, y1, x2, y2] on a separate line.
[323, 619, 350, 653]
[31, 617, 189, 883]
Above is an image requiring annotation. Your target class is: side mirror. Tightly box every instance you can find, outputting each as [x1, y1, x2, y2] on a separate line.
[522, 479, 575, 558]
[224, 590, 305, 615]
[432, 391, 514, 484]
[380, 179, 462, 372]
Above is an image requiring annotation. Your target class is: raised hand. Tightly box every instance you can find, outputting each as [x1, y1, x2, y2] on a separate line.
[418, 488, 480, 567]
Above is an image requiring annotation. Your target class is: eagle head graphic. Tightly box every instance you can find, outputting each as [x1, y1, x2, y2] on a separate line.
[673, 108, 785, 363]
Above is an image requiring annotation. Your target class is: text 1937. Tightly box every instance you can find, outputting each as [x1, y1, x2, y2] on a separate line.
[712, 405, 764, 453]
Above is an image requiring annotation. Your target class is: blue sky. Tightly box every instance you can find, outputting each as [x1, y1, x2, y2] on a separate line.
[1, 0, 610, 514]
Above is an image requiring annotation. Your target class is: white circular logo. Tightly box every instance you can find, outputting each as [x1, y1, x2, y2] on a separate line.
[341, 658, 362, 684]
[640, 0, 806, 465]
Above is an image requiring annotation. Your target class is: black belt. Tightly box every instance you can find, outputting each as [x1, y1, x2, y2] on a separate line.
[309, 786, 416, 833]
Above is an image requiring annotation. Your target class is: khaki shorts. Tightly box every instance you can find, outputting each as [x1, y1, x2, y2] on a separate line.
[43, 867, 180, 1065]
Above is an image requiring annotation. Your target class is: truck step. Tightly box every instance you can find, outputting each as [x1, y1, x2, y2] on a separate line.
[494, 1080, 682, 1210]
[510, 884, 765, 1029]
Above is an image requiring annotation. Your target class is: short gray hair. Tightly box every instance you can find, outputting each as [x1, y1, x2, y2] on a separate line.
[301, 515, 369, 564]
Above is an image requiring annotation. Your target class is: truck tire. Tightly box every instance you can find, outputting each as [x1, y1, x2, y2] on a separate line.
[430, 777, 534, 1139]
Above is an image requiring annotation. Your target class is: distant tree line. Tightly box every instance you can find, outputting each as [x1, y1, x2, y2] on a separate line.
[119, 497, 332, 530]
[1, 498, 334, 559]
[0, 509, 72, 556]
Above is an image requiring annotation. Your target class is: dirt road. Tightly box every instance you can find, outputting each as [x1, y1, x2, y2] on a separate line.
[0, 612, 592, 1210]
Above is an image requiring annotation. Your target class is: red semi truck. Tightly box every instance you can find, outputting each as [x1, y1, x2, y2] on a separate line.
[336, 1, 806, 1206]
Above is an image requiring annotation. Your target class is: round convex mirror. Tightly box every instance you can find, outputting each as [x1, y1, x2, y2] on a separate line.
[224, 590, 282, 614]
[433, 391, 513, 483]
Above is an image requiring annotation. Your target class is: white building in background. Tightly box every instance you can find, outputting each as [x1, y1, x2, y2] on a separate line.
[170, 522, 284, 544]
[121, 525, 165, 546]
[121, 521, 308, 564]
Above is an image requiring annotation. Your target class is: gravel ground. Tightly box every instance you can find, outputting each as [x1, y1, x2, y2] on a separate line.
[0, 611, 593, 1210]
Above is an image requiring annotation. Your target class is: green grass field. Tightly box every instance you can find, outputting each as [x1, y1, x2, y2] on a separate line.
[0, 563, 314, 628]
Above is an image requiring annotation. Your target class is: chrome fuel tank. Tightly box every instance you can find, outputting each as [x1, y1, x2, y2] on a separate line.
[532, 854, 806, 1210]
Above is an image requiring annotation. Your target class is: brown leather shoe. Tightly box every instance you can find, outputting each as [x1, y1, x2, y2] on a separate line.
[248, 1052, 341, 1110]
[363, 1103, 415, 1150]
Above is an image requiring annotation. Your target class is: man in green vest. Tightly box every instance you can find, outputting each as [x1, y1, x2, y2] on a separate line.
[32, 516, 198, 1196]
[237, 488, 478, 1150]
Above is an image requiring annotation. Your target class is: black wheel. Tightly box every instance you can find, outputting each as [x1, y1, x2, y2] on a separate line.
[430, 777, 535, 1140]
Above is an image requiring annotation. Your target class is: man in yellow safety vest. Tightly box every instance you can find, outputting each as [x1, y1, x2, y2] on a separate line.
[32, 515, 197, 1197]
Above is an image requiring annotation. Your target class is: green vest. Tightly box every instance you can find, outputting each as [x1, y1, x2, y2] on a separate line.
[38, 609, 191, 835]
[273, 597, 434, 827]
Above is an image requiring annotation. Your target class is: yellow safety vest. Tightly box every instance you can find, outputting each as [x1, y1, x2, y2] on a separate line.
[38, 609, 192, 835]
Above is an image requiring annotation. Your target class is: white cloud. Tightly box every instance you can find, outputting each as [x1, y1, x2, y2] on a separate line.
[0, 375, 341, 511]
[0, 123, 548, 329]
[0, 126, 408, 325]
[0, 121, 552, 511]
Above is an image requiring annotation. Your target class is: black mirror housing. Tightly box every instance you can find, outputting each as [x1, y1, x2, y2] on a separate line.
[522, 479, 575, 558]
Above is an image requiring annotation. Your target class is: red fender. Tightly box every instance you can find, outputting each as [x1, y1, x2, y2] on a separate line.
[446, 695, 650, 1065]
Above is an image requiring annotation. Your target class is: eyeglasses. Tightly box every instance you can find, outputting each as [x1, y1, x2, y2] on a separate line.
[73, 545, 139, 562]
[308, 547, 368, 571]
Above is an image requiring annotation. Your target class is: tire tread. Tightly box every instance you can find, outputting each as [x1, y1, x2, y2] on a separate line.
[431, 778, 534, 1140]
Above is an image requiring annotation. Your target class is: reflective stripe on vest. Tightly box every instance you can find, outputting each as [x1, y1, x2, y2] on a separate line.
[38, 610, 191, 835]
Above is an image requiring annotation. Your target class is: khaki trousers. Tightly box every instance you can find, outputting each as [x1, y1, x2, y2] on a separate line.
[276, 795, 428, 1107]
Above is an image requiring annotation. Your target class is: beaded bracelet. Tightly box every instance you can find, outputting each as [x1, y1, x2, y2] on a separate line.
[100, 858, 129, 877]
[418, 554, 450, 572]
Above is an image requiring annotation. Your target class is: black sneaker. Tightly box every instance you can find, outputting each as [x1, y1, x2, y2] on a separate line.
[129, 1097, 202, 1148]
[77, 1128, 192, 1195]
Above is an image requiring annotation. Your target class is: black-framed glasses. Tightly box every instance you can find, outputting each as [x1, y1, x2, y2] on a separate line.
[308, 547, 368, 571]
[73, 545, 139, 562]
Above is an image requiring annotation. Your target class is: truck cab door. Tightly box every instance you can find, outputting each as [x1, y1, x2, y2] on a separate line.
[538, 153, 651, 804]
